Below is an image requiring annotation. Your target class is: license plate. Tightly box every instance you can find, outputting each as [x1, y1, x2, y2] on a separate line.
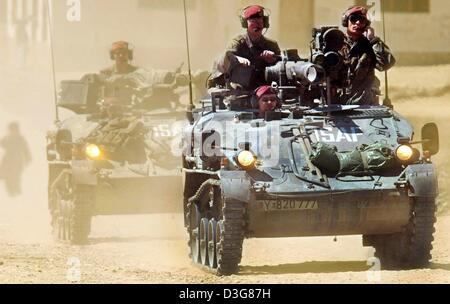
[262, 200, 319, 211]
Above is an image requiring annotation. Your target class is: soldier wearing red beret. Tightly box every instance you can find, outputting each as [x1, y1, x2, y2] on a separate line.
[101, 41, 138, 77]
[340, 6, 396, 105]
[252, 85, 281, 118]
[210, 5, 281, 91]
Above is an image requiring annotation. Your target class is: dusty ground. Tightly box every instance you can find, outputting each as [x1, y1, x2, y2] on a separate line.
[0, 64, 449, 284]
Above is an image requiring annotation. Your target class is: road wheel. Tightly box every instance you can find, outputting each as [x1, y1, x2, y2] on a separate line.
[207, 219, 218, 269]
[188, 203, 201, 263]
[199, 218, 209, 266]
[186, 180, 245, 275]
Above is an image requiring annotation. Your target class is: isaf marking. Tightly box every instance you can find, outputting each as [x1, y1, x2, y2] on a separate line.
[314, 127, 363, 143]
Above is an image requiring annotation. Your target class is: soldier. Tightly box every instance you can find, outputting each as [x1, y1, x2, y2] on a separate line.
[101, 41, 180, 84]
[0, 122, 31, 197]
[252, 85, 281, 118]
[210, 5, 281, 91]
[99, 41, 149, 93]
[99, 41, 183, 108]
[340, 5, 396, 105]
[101, 41, 138, 77]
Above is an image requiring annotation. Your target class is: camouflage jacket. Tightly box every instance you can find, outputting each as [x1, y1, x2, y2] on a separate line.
[339, 35, 396, 105]
[210, 34, 281, 90]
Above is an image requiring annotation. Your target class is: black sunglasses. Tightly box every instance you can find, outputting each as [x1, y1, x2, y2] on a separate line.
[349, 14, 368, 24]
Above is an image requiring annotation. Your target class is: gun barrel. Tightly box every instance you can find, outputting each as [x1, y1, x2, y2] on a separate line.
[266, 61, 324, 85]
[312, 51, 342, 69]
[289, 62, 325, 83]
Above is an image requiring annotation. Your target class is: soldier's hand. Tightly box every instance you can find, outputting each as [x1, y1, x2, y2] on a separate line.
[364, 27, 375, 40]
[261, 50, 277, 64]
[236, 56, 251, 66]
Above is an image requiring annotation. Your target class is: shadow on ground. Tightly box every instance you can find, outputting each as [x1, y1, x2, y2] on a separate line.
[88, 235, 184, 245]
[239, 261, 371, 275]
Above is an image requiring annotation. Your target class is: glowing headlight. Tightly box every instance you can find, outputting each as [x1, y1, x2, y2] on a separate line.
[395, 145, 414, 162]
[85, 144, 102, 160]
[236, 151, 256, 170]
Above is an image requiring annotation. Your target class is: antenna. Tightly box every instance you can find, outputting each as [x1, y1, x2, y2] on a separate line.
[183, 0, 194, 108]
[46, 0, 60, 122]
[381, 0, 393, 109]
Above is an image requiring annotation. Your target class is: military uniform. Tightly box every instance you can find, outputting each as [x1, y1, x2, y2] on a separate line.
[210, 34, 281, 91]
[98, 65, 148, 105]
[100, 65, 176, 90]
[0, 127, 31, 197]
[99, 64, 185, 110]
[339, 35, 396, 105]
[100, 64, 138, 78]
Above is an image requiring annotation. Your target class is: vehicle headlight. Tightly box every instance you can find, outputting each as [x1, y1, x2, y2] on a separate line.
[85, 144, 102, 160]
[236, 150, 256, 170]
[395, 145, 414, 162]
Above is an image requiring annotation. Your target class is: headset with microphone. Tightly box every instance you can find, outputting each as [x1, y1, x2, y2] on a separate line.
[341, 5, 371, 29]
[109, 41, 134, 61]
[239, 5, 270, 29]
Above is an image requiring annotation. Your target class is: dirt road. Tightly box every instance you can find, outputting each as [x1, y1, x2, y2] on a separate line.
[0, 66, 449, 284]
[0, 202, 449, 284]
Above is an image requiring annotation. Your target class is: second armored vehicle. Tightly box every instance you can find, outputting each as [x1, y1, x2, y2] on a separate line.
[47, 71, 187, 244]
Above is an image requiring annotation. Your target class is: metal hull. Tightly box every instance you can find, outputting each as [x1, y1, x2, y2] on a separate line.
[93, 175, 182, 215]
[247, 190, 411, 238]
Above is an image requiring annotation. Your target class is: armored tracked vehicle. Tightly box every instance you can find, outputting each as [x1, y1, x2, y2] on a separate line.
[47, 71, 187, 244]
[182, 29, 439, 275]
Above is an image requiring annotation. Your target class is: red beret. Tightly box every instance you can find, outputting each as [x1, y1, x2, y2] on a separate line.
[255, 85, 275, 99]
[345, 6, 368, 17]
[243, 5, 264, 19]
[111, 41, 129, 52]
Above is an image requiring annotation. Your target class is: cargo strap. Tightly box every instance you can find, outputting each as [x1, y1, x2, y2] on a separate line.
[360, 151, 369, 171]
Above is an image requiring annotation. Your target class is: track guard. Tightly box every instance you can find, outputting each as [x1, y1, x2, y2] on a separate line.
[71, 161, 98, 186]
[406, 163, 438, 198]
[219, 170, 252, 203]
